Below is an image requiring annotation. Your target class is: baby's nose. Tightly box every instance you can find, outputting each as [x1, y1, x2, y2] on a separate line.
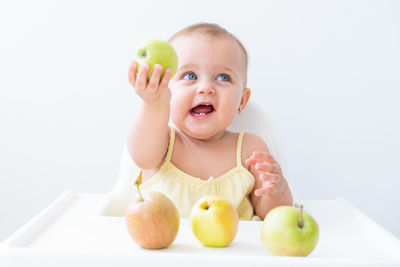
[197, 83, 216, 95]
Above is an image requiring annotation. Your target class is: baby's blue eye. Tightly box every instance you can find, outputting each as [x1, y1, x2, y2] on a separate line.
[183, 72, 197, 80]
[216, 74, 231, 82]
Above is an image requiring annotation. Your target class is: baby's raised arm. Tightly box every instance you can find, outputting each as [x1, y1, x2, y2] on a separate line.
[127, 61, 172, 170]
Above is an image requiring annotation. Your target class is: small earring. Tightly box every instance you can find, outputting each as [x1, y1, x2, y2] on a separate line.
[238, 106, 243, 112]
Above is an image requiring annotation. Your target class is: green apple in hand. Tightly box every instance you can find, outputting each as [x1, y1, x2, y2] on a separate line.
[190, 195, 239, 247]
[135, 39, 178, 80]
[125, 176, 180, 249]
[261, 205, 319, 256]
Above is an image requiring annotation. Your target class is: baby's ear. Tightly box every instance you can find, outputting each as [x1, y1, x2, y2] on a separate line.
[238, 87, 251, 114]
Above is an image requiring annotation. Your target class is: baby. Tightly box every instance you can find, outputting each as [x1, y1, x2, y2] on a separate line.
[127, 23, 293, 220]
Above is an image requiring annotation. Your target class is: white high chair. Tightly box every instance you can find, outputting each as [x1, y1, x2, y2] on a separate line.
[104, 102, 285, 217]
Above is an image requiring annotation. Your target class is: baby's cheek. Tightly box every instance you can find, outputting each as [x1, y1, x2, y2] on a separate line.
[170, 95, 189, 121]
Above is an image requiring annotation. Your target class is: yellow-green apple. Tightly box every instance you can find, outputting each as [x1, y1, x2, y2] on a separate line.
[261, 205, 319, 256]
[125, 179, 180, 249]
[190, 195, 239, 247]
[135, 39, 178, 80]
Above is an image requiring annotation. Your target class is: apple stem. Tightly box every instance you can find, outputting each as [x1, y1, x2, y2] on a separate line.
[135, 181, 144, 202]
[298, 204, 304, 228]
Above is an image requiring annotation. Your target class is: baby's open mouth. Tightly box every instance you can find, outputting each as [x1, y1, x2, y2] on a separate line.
[191, 104, 215, 117]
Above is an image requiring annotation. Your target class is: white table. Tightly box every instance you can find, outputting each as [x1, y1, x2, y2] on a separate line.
[1, 191, 399, 266]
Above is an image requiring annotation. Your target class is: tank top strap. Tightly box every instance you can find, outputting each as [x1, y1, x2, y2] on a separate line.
[165, 127, 176, 162]
[236, 131, 246, 167]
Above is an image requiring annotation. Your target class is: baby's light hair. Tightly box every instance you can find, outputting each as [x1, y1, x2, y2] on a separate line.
[168, 22, 248, 83]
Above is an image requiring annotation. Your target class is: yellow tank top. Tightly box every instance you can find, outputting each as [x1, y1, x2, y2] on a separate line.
[138, 128, 260, 221]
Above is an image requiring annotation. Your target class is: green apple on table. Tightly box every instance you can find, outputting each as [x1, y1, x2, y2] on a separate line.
[135, 39, 178, 80]
[125, 174, 180, 249]
[261, 205, 319, 256]
[190, 195, 239, 247]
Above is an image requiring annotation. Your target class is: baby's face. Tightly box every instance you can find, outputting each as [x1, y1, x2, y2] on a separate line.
[169, 34, 248, 140]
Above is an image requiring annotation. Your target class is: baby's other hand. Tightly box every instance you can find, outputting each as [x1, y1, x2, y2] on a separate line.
[128, 61, 172, 107]
[245, 151, 284, 196]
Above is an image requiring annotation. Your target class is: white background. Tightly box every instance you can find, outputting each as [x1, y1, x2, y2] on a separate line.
[0, 0, 399, 241]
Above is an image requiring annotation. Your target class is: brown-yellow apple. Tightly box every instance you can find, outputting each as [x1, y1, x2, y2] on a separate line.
[190, 195, 239, 247]
[125, 181, 180, 249]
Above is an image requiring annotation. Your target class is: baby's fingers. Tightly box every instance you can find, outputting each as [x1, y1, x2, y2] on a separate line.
[128, 61, 137, 86]
[136, 63, 149, 90]
[245, 151, 276, 166]
[259, 173, 281, 183]
[147, 64, 163, 93]
[255, 162, 280, 174]
[159, 68, 172, 90]
[253, 151, 277, 164]
[245, 154, 257, 165]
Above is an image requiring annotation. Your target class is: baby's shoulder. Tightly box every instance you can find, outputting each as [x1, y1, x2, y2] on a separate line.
[241, 131, 271, 157]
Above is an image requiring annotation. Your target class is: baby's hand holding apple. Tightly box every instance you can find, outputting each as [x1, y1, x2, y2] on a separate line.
[128, 39, 178, 108]
[128, 61, 172, 107]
